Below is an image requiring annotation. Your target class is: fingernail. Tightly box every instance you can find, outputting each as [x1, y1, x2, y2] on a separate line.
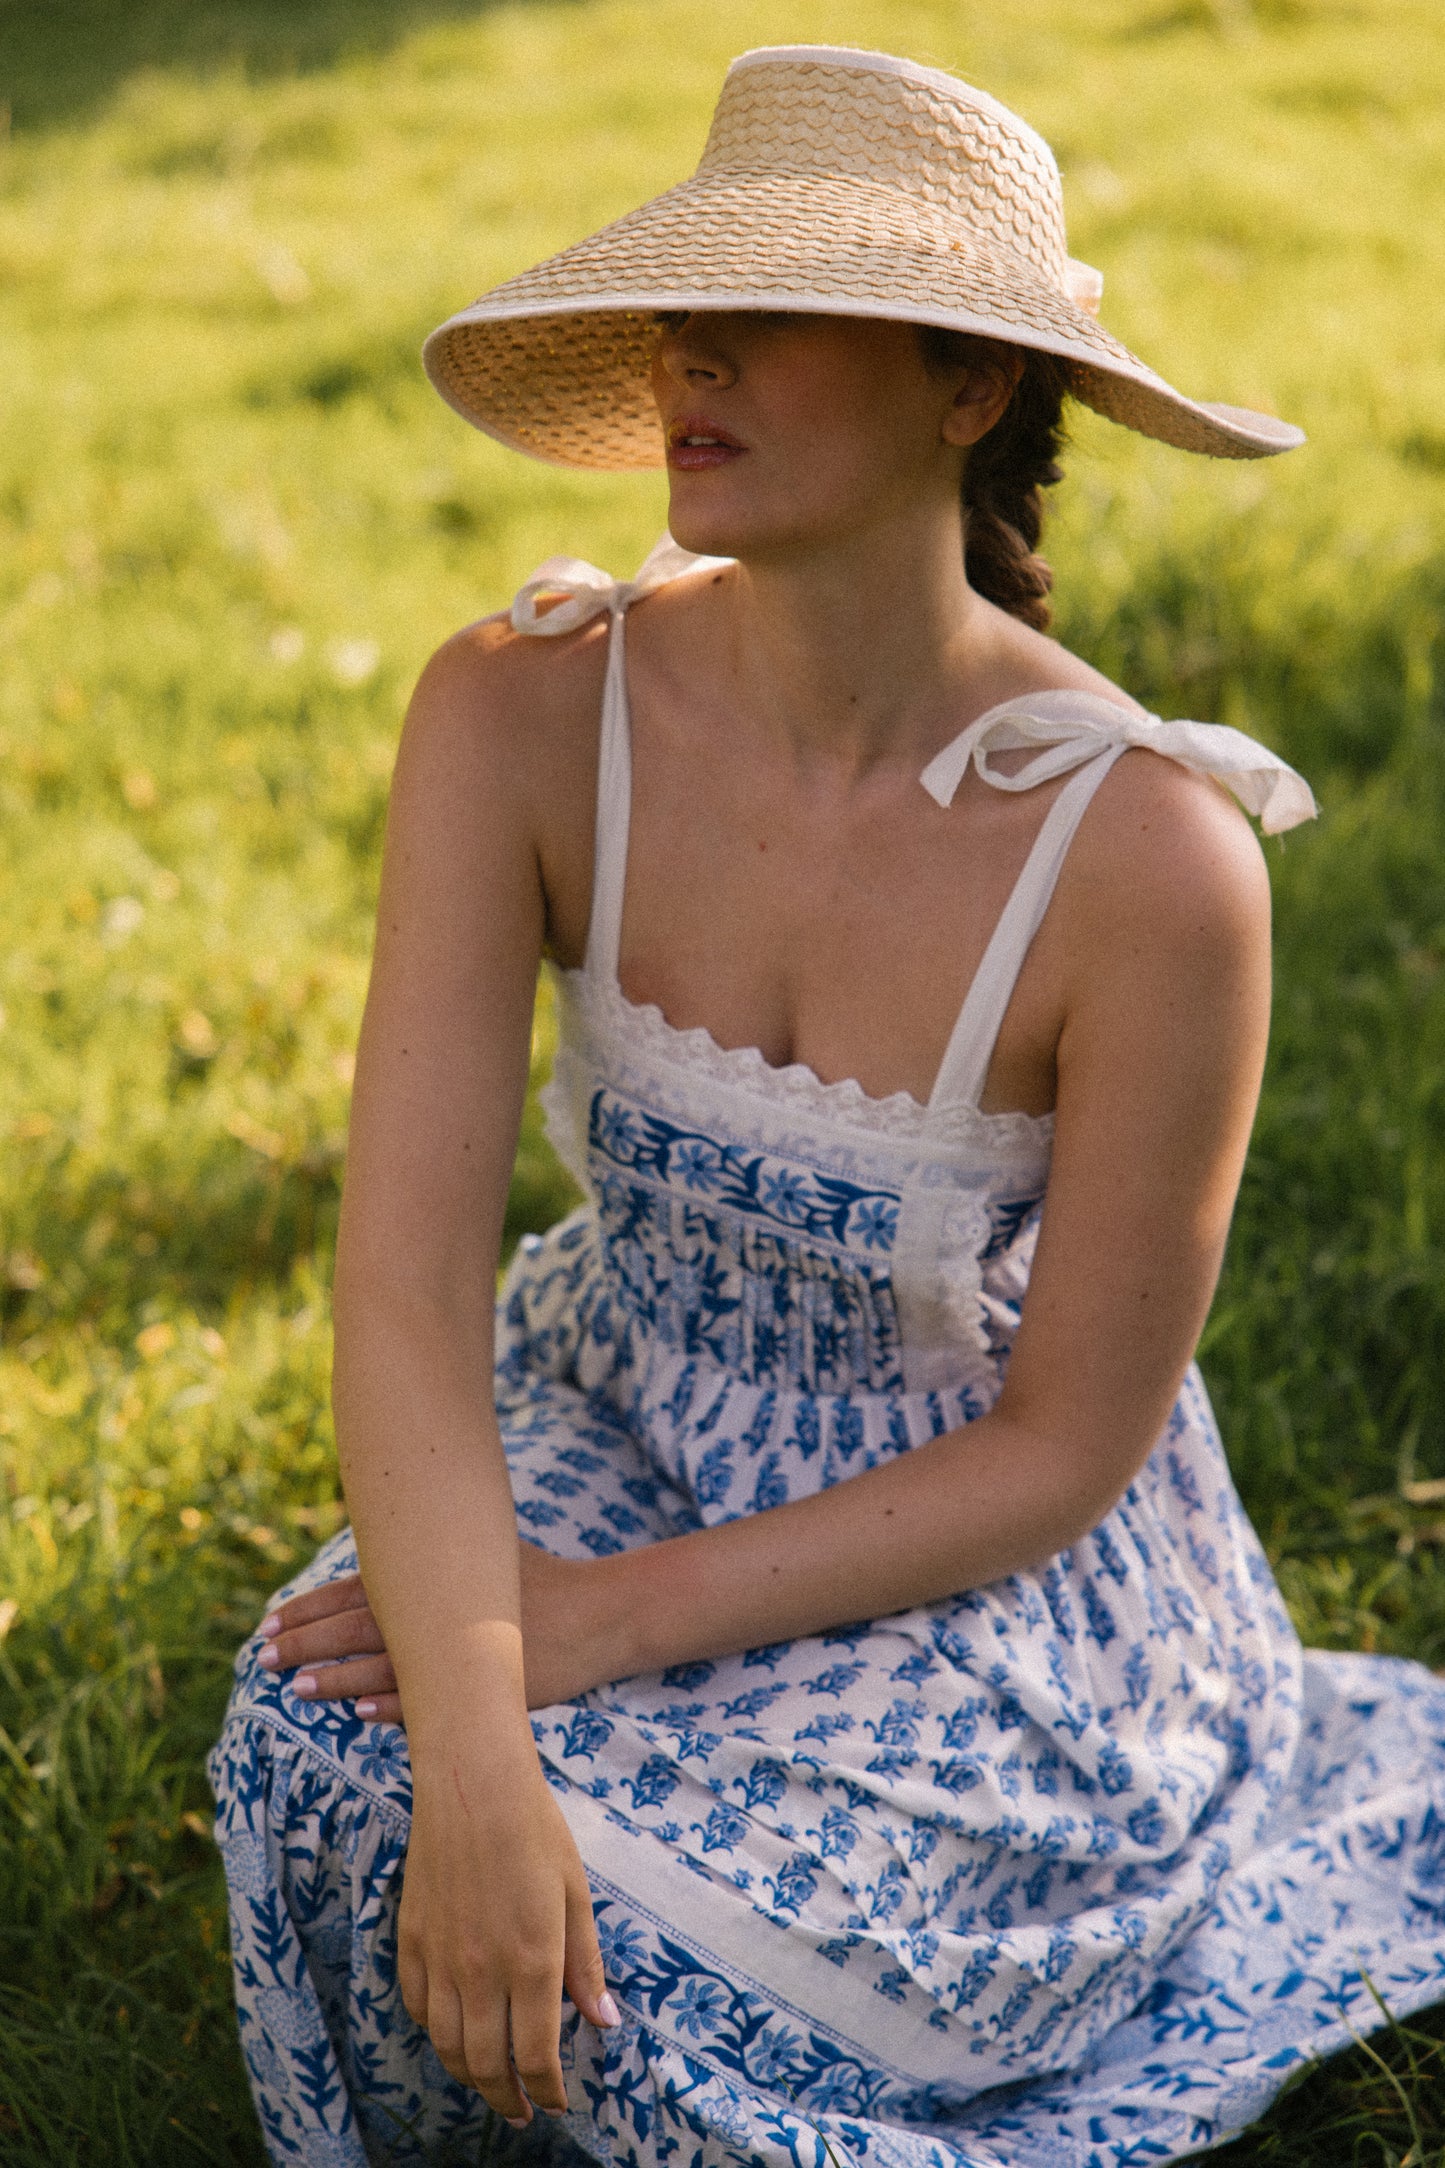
[257, 1645, 279, 1670]
[356, 1700, 377, 1717]
[259, 1614, 282, 1637]
[506, 2116, 531, 2130]
[294, 1673, 318, 1695]
[597, 1991, 621, 2028]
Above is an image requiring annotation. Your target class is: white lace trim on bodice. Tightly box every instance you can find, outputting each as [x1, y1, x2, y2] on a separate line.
[556, 968, 1054, 1152]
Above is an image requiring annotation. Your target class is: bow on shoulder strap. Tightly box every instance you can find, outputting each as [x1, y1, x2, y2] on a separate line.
[919, 690, 1317, 837]
[511, 534, 734, 635]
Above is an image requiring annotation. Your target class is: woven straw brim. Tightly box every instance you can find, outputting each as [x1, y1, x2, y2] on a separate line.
[424, 167, 1304, 468]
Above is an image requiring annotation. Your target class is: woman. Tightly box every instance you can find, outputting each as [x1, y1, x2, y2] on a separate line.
[210, 46, 1445, 2168]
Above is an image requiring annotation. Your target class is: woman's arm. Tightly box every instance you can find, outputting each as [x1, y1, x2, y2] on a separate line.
[326, 622, 617, 2116]
[277, 748, 1271, 1699]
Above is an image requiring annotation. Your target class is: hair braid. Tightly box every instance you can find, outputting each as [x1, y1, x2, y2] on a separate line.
[919, 332, 1070, 631]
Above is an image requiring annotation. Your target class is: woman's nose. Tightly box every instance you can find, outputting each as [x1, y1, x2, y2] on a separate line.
[655, 315, 738, 389]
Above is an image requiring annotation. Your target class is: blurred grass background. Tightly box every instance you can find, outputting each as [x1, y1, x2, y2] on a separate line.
[2, 0, 1445, 2157]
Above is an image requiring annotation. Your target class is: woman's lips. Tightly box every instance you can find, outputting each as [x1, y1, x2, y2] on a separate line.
[667, 419, 746, 471]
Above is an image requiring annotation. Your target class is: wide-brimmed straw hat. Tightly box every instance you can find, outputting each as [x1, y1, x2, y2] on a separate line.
[423, 45, 1304, 469]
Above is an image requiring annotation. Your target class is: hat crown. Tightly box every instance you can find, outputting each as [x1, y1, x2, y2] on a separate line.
[699, 47, 1069, 292]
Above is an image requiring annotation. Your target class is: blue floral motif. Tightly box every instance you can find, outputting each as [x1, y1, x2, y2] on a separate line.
[693, 1438, 735, 1507]
[852, 1197, 900, 1251]
[1127, 1797, 1168, 1849]
[561, 1708, 617, 1761]
[588, 1086, 902, 1252]
[625, 1756, 682, 1813]
[356, 1729, 408, 1785]
[1098, 1739, 1135, 1797]
[749, 1451, 789, 1514]
[669, 1975, 730, 2038]
[762, 1169, 813, 1223]
[696, 1805, 751, 1854]
[597, 1101, 641, 1159]
[765, 1851, 822, 1917]
[673, 1139, 724, 1193]
[806, 1661, 866, 1699]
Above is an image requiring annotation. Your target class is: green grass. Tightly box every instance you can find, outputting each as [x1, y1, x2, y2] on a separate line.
[2, 0, 1445, 2157]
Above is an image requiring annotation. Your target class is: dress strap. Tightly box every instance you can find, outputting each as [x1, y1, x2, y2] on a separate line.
[920, 688, 1316, 1110]
[927, 744, 1125, 1108]
[510, 534, 733, 982]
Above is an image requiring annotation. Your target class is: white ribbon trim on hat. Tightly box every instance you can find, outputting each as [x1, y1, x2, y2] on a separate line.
[1064, 259, 1104, 317]
[920, 690, 1317, 835]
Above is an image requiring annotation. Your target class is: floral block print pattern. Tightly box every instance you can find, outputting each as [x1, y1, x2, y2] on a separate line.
[212, 1469, 1445, 2167]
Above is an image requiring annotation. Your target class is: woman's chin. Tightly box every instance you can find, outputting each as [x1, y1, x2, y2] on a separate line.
[665, 465, 802, 559]
[665, 496, 810, 564]
[665, 497, 748, 561]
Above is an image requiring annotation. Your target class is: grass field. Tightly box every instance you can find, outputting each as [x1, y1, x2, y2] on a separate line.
[3, 0, 1445, 2158]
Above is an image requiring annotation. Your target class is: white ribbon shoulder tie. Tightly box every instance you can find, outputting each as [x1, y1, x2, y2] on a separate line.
[920, 689, 1316, 836]
[511, 534, 733, 636]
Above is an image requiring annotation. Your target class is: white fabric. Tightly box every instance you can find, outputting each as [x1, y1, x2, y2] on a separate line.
[509, 533, 732, 637]
[511, 535, 732, 982]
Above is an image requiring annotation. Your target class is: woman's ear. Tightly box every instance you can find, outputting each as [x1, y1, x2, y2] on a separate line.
[941, 350, 1024, 448]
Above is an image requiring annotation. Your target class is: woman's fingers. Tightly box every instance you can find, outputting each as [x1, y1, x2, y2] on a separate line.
[354, 1692, 405, 1725]
[398, 1771, 590, 2124]
[398, 1932, 429, 2032]
[563, 1870, 621, 2033]
[291, 1655, 399, 1704]
[422, 1981, 474, 2091]
[461, 2003, 535, 2125]
[507, 1959, 570, 2117]
[261, 1572, 370, 1636]
[404, 1935, 526, 2118]
[258, 1603, 387, 1674]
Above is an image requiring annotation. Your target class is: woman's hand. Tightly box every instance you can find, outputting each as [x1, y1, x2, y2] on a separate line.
[258, 1572, 402, 1720]
[401, 1725, 620, 2117]
[265, 1580, 629, 2112]
[259, 1546, 632, 1723]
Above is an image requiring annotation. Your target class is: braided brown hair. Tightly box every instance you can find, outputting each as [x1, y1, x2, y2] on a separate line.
[919, 329, 1070, 632]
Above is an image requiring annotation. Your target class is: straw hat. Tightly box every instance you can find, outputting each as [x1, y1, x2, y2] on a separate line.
[423, 45, 1303, 468]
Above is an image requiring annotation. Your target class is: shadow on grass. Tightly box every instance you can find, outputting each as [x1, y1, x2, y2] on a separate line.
[1, 0, 586, 135]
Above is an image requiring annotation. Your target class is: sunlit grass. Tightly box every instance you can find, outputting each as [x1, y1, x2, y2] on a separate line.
[3, 0, 1445, 2157]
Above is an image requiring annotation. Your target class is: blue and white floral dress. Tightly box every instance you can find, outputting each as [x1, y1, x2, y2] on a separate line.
[211, 541, 1445, 2168]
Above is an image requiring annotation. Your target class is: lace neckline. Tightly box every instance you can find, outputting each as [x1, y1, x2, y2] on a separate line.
[558, 965, 1057, 1149]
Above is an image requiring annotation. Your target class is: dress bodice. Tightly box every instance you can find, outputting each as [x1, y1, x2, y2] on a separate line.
[515, 536, 1315, 1408]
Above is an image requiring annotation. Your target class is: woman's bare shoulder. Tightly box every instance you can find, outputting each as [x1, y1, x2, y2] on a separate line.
[1068, 745, 1272, 975]
[406, 609, 609, 753]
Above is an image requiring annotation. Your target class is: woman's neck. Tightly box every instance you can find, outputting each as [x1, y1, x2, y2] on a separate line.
[706, 502, 1000, 775]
